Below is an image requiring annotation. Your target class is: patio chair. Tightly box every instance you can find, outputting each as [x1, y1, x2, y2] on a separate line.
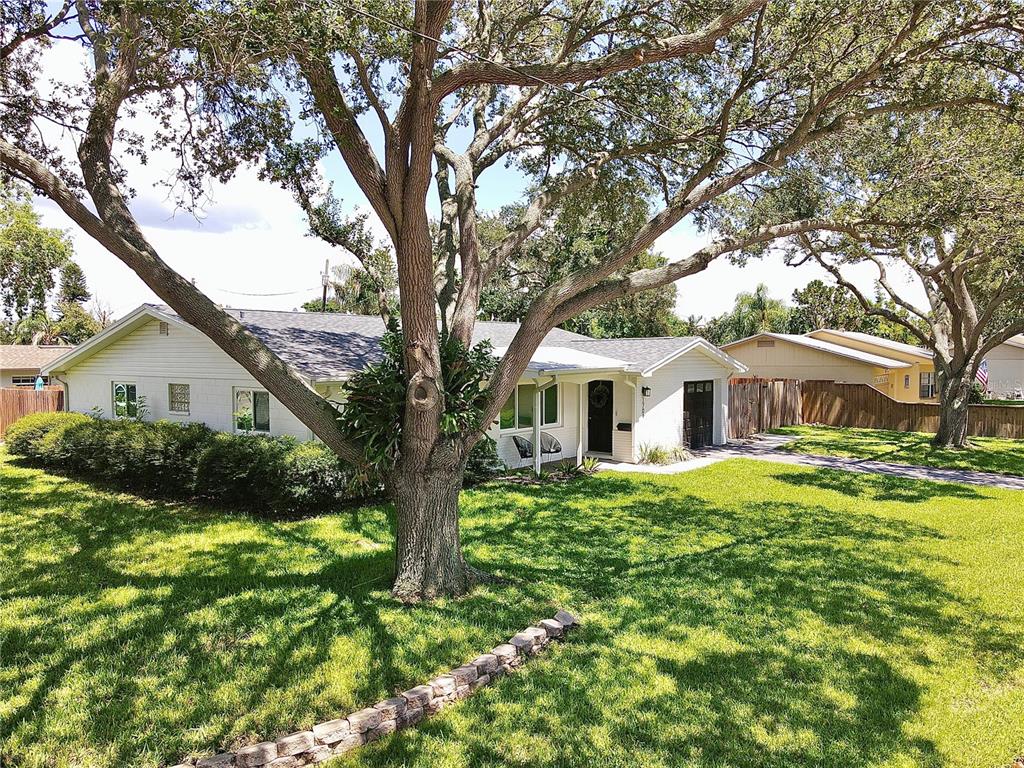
[512, 431, 562, 460]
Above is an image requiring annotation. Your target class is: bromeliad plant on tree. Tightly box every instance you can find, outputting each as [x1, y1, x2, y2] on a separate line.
[3, 1, 1023, 599]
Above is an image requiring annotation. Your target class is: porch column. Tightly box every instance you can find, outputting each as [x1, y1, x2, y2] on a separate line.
[577, 381, 585, 465]
[533, 386, 542, 476]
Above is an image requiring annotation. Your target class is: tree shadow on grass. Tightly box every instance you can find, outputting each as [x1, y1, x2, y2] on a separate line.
[349, 473, 1022, 768]
[2, 464, 1021, 768]
[770, 466, 988, 503]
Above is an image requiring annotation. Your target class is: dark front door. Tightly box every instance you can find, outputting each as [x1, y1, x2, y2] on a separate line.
[684, 380, 715, 449]
[587, 380, 614, 454]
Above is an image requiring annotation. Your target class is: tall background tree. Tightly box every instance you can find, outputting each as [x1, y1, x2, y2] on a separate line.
[793, 110, 1024, 447]
[0, 183, 100, 343]
[3, 0, 1021, 599]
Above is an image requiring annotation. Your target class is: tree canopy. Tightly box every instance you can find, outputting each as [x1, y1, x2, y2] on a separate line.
[0, 183, 100, 344]
[3, 0, 1022, 597]
[791, 109, 1024, 445]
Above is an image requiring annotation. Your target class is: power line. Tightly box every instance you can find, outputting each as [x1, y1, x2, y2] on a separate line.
[340, 1, 875, 208]
[215, 286, 320, 297]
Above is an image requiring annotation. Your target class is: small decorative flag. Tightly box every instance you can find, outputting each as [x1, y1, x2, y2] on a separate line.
[976, 360, 989, 389]
[34, 375, 44, 391]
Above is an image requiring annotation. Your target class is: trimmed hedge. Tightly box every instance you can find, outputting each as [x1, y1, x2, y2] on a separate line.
[5, 412, 506, 515]
[4, 412, 367, 516]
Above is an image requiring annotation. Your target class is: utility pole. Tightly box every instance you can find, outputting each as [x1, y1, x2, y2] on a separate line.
[320, 259, 329, 312]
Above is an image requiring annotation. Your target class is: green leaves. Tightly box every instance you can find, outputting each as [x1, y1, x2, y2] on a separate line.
[336, 324, 498, 472]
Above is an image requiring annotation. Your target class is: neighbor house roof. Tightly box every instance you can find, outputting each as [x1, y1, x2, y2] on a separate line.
[0, 344, 75, 371]
[566, 336, 746, 375]
[46, 304, 748, 381]
[1004, 334, 1024, 350]
[807, 329, 933, 360]
[722, 332, 911, 369]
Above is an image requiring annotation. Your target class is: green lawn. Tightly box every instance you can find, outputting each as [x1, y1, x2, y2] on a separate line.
[773, 425, 1024, 477]
[2, 451, 1023, 768]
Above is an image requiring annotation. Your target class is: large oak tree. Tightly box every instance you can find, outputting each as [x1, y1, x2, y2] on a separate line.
[2, 0, 1021, 599]
[792, 110, 1024, 447]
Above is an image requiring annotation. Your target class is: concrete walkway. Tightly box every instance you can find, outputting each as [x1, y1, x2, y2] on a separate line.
[598, 433, 1024, 491]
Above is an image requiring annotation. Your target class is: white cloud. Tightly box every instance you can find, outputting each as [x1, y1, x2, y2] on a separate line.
[655, 221, 928, 321]
[31, 34, 930, 326]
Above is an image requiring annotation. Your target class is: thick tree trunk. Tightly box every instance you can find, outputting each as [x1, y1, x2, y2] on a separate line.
[388, 446, 472, 602]
[934, 370, 972, 448]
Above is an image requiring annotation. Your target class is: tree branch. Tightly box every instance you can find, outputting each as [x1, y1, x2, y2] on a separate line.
[432, 0, 765, 100]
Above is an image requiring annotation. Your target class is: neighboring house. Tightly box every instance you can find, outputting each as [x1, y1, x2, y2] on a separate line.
[44, 304, 748, 470]
[0, 345, 74, 388]
[986, 334, 1024, 398]
[721, 329, 938, 403]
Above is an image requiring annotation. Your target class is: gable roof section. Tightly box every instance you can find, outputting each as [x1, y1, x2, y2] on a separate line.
[567, 336, 747, 375]
[45, 304, 593, 381]
[807, 329, 933, 360]
[1003, 334, 1024, 350]
[722, 332, 911, 369]
[1, 344, 75, 371]
[47, 304, 748, 381]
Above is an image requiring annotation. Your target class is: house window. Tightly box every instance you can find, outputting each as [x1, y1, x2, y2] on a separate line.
[168, 383, 190, 414]
[919, 372, 936, 399]
[904, 374, 911, 389]
[11, 375, 47, 387]
[234, 388, 270, 432]
[499, 383, 559, 430]
[112, 382, 138, 418]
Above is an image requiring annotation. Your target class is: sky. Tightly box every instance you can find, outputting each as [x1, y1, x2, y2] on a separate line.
[31, 23, 926, 326]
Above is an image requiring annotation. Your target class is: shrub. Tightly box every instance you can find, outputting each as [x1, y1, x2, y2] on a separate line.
[194, 432, 294, 510]
[464, 436, 505, 485]
[637, 443, 691, 465]
[4, 411, 366, 515]
[5, 411, 89, 457]
[279, 440, 366, 514]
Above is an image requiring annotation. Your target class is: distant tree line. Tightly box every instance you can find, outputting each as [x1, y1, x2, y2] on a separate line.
[0, 185, 109, 345]
[685, 280, 920, 346]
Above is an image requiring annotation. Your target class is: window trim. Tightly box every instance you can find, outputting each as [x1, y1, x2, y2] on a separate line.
[11, 375, 47, 387]
[112, 381, 138, 419]
[233, 387, 271, 433]
[499, 383, 561, 432]
[168, 382, 190, 415]
[919, 371, 937, 399]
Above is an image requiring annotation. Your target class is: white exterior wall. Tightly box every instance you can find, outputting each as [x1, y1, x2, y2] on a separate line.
[1, 369, 41, 387]
[633, 351, 734, 448]
[60, 319, 313, 440]
[986, 342, 1024, 397]
[490, 381, 582, 469]
[489, 374, 637, 468]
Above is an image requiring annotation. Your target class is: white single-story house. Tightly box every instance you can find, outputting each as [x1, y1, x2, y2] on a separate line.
[44, 304, 747, 470]
[986, 334, 1024, 398]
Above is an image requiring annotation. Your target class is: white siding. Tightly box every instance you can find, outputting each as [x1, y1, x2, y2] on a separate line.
[986, 343, 1024, 397]
[60, 319, 313, 440]
[490, 381, 582, 469]
[633, 351, 735, 448]
[1, 369, 41, 387]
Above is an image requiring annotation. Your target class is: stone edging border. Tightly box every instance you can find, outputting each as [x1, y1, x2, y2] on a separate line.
[171, 610, 579, 768]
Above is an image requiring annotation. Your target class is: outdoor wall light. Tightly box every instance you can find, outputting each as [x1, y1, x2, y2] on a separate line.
[641, 386, 652, 397]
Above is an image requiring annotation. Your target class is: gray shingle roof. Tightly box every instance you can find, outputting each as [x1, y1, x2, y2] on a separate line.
[564, 336, 704, 372]
[0, 344, 75, 371]
[150, 305, 590, 380]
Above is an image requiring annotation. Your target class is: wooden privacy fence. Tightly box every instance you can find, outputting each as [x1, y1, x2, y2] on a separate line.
[729, 378, 803, 438]
[801, 380, 1024, 439]
[0, 388, 64, 437]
